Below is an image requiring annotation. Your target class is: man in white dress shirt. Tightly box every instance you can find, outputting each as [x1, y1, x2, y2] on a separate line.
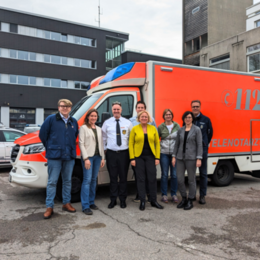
[102, 101, 132, 209]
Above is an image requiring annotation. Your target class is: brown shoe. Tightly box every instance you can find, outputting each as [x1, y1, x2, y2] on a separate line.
[62, 203, 76, 213]
[43, 208, 53, 219]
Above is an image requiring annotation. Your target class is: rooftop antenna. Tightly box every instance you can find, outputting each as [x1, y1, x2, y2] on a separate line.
[95, 0, 103, 27]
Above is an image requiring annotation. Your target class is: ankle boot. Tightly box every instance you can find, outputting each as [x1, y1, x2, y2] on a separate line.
[139, 201, 145, 211]
[177, 197, 187, 208]
[184, 199, 193, 210]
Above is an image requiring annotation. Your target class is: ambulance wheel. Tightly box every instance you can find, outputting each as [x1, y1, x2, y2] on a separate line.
[71, 164, 83, 203]
[55, 164, 83, 203]
[212, 160, 234, 187]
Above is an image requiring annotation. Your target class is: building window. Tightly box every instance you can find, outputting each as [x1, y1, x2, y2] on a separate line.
[18, 51, 29, 60]
[192, 6, 200, 15]
[210, 54, 230, 70]
[74, 81, 90, 90]
[10, 23, 18, 33]
[256, 20, 260, 28]
[106, 37, 125, 71]
[18, 75, 29, 85]
[61, 34, 67, 42]
[51, 55, 61, 64]
[44, 78, 51, 86]
[44, 109, 57, 120]
[29, 77, 36, 85]
[3, 73, 86, 90]
[10, 49, 17, 58]
[247, 43, 260, 73]
[10, 108, 36, 131]
[10, 75, 17, 84]
[30, 52, 36, 61]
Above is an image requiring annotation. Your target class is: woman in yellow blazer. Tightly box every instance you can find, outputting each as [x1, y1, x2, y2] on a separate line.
[129, 110, 163, 211]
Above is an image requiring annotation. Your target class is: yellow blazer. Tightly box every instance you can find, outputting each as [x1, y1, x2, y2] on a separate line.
[129, 124, 160, 160]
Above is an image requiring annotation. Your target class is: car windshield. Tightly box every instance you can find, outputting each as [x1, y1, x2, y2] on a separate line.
[70, 93, 104, 120]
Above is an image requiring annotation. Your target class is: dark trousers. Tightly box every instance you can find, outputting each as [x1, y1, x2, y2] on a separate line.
[198, 149, 208, 197]
[135, 155, 157, 202]
[106, 149, 130, 201]
[132, 166, 150, 199]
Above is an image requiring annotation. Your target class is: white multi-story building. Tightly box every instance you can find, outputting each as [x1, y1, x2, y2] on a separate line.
[246, 2, 260, 31]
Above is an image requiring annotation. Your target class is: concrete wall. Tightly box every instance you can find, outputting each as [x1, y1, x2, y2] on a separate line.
[183, 0, 208, 43]
[200, 27, 260, 72]
[246, 3, 260, 31]
[208, 0, 253, 45]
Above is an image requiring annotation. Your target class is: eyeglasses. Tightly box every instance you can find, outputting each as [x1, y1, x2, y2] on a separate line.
[59, 105, 71, 108]
[192, 106, 200, 109]
[185, 116, 193, 119]
[112, 101, 122, 107]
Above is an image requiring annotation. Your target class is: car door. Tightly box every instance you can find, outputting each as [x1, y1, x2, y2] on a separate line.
[2, 130, 25, 161]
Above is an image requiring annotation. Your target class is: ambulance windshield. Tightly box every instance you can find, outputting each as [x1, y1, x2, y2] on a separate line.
[70, 93, 103, 120]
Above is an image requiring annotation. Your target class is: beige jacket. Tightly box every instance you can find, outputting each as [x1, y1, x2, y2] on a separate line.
[79, 125, 105, 160]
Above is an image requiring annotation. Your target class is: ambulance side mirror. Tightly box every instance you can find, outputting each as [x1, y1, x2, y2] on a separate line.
[101, 112, 111, 126]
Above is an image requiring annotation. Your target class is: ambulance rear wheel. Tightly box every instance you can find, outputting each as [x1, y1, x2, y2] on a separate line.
[212, 160, 234, 187]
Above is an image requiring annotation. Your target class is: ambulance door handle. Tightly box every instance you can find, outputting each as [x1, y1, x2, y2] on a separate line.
[160, 67, 173, 72]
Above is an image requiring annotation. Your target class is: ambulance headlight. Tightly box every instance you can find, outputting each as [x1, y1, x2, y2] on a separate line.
[23, 143, 45, 154]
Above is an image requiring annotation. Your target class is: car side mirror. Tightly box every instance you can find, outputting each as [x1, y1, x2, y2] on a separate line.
[101, 112, 111, 126]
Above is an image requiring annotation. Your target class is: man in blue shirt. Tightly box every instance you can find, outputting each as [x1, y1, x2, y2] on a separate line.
[129, 101, 157, 127]
[40, 99, 79, 219]
[129, 101, 157, 203]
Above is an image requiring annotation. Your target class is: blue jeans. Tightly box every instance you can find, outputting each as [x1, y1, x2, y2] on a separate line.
[46, 159, 75, 208]
[81, 155, 102, 211]
[160, 153, 178, 196]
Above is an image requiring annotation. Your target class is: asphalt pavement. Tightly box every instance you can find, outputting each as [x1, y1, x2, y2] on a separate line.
[0, 168, 260, 260]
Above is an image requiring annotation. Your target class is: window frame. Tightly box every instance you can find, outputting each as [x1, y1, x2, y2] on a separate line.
[247, 43, 260, 73]
[95, 94, 135, 126]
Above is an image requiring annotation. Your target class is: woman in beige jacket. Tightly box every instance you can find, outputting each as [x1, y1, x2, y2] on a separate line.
[79, 108, 105, 215]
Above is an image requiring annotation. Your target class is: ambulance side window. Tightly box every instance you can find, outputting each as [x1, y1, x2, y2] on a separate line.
[96, 95, 134, 125]
[108, 95, 134, 119]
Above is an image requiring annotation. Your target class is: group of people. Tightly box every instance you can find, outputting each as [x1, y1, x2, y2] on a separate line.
[40, 98, 213, 219]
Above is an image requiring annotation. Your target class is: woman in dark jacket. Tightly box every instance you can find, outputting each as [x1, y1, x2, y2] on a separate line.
[172, 111, 202, 210]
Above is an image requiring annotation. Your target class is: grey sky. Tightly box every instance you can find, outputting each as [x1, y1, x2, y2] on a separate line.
[0, 0, 182, 59]
[0, 0, 259, 60]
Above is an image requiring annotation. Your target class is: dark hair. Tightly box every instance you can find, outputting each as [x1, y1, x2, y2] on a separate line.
[162, 109, 174, 120]
[135, 101, 146, 109]
[84, 109, 98, 128]
[191, 100, 201, 105]
[182, 111, 195, 123]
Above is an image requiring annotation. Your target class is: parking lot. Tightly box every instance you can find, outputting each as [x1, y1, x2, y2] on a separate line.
[0, 168, 260, 260]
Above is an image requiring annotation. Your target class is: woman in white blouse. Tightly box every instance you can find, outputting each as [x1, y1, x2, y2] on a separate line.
[79, 108, 105, 215]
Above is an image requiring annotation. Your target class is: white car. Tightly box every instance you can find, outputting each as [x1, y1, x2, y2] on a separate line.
[0, 123, 26, 168]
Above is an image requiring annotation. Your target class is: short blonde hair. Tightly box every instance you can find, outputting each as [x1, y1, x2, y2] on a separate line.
[58, 99, 72, 107]
[136, 110, 153, 123]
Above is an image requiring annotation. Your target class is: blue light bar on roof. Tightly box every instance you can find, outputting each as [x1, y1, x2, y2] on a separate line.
[99, 62, 135, 85]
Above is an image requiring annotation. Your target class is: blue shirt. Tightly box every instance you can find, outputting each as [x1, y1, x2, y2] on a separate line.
[60, 113, 70, 124]
[129, 115, 157, 128]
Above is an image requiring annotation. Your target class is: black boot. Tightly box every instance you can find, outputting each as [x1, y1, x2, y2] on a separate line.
[139, 201, 145, 211]
[151, 201, 164, 209]
[184, 199, 193, 210]
[177, 197, 187, 208]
